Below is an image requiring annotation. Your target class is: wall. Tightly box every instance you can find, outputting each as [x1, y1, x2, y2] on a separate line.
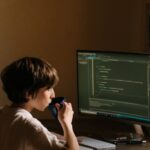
[0, 0, 148, 119]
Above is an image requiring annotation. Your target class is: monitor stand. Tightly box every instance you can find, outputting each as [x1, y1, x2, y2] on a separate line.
[133, 124, 144, 138]
[113, 124, 145, 144]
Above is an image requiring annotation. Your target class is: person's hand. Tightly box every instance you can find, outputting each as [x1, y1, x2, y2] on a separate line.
[55, 102, 79, 150]
[55, 102, 74, 127]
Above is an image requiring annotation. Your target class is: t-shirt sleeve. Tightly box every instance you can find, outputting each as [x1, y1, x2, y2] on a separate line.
[25, 118, 67, 150]
[31, 128, 67, 150]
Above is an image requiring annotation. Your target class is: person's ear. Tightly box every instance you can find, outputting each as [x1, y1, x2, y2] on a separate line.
[25, 92, 33, 101]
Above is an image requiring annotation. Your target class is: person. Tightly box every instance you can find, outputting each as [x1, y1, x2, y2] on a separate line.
[0, 57, 79, 150]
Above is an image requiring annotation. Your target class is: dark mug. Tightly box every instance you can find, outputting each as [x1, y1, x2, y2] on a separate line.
[48, 97, 65, 118]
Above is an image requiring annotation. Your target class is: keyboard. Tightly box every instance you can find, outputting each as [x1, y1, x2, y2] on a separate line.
[80, 145, 93, 150]
[78, 136, 116, 150]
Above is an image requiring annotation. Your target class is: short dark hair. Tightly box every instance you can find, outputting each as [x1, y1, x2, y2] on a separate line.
[0, 57, 59, 104]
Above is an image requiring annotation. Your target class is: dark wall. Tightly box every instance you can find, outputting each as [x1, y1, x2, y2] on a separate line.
[0, 0, 148, 120]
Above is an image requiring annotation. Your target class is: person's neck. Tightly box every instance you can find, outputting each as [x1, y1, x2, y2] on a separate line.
[11, 103, 33, 112]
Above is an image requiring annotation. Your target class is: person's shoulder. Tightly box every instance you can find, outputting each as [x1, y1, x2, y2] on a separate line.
[15, 109, 43, 126]
[0, 106, 49, 134]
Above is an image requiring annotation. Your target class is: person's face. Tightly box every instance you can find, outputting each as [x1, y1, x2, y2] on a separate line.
[32, 87, 55, 111]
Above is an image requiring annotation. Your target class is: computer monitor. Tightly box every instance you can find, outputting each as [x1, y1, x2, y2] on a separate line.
[77, 50, 150, 128]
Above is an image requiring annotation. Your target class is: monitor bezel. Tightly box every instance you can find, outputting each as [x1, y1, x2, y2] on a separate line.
[76, 49, 150, 127]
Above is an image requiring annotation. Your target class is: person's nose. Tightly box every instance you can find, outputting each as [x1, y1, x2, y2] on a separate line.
[50, 88, 55, 99]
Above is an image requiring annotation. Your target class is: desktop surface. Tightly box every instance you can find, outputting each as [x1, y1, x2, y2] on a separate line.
[41, 118, 150, 150]
[79, 139, 150, 150]
[116, 142, 150, 150]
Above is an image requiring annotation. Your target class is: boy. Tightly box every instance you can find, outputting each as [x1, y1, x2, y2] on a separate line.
[0, 57, 79, 150]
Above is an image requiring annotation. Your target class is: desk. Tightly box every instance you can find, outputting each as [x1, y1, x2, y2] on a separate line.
[116, 143, 150, 150]
[41, 118, 150, 150]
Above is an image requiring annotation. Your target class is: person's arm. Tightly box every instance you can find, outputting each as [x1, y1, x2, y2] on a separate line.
[56, 102, 79, 150]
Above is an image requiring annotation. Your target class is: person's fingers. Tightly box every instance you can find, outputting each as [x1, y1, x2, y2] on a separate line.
[55, 103, 60, 110]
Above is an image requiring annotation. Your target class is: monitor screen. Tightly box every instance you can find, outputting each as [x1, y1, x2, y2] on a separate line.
[77, 50, 150, 126]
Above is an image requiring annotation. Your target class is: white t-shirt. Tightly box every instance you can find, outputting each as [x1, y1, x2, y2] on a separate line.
[0, 106, 67, 150]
